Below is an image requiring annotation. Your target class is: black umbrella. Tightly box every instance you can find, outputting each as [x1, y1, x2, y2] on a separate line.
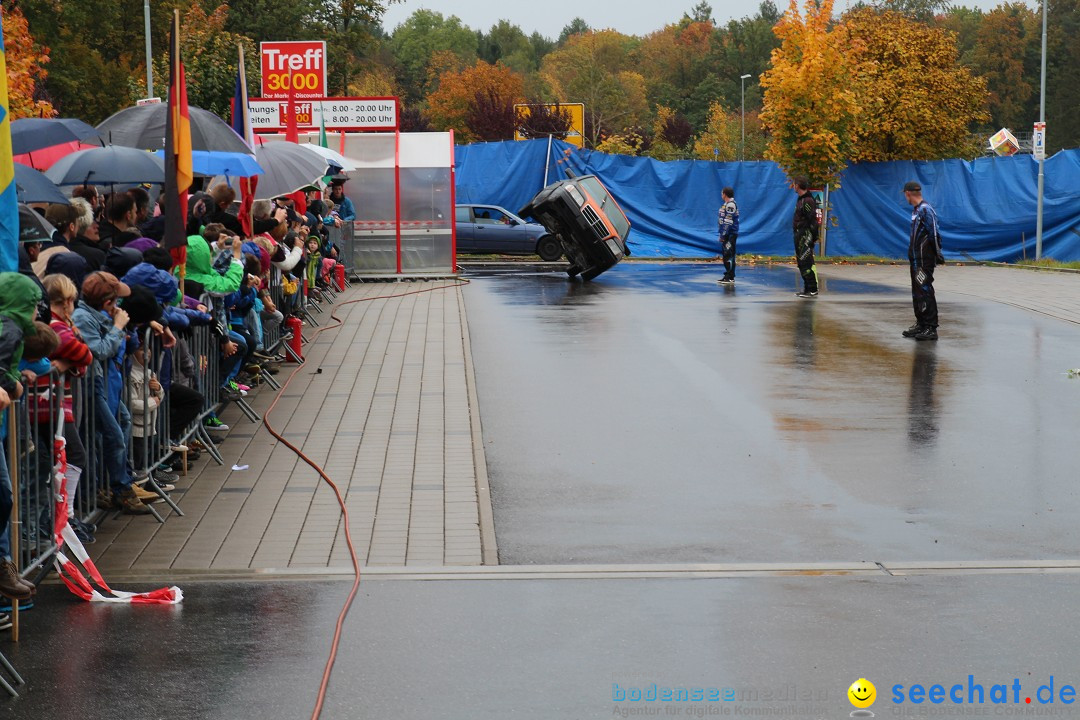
[10, 118, 104, 155]
[45, 146, 165, 186]
[13, 163, 69, 204]
[18, 204, 57, 243]
[97, 104, 253, 155]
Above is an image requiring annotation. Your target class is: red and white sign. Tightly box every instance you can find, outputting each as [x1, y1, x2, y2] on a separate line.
[260, 41, 327, 99]
[249, 97, 399, 132]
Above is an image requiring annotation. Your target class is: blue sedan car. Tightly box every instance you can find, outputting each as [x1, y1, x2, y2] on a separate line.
[455, 204, 563, 261]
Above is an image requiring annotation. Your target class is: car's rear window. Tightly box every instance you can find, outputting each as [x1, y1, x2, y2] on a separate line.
[578, 177, 630, 241]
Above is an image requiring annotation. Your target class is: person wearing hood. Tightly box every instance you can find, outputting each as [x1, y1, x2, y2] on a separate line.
[44, 251, 90, 291]
[181, 232, 251, 399]
[102, 246, 144, 281]
[125, 237, 160, 255]
[122, 260, 203, 332]
[71, 272, 153, 514]
[183, 232, 243, 296]
[0, 273, 42, 599]
[123, 262, 182, 308]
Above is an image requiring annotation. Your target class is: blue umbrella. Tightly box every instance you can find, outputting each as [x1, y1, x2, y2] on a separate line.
[45, 145, 164, 186]
[153, 149, 263, 177]
[13, 163, 69, 204]
[10, 117, 104, 155]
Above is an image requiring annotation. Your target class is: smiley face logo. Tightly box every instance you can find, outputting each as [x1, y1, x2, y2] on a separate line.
[848, 678, 876, 709]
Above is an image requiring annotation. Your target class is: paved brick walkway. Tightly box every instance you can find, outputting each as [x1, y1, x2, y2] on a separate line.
[817, 264, 1080, 324]
[92, 281, 493, 574]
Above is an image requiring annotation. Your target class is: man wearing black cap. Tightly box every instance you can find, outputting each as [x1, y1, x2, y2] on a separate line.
[902, 181, 944, 341]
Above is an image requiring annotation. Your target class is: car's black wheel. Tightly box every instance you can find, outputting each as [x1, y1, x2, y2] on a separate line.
[536, 236, 562, 262]
[566, 265, 581, 278]
[581, 267, 603, 281]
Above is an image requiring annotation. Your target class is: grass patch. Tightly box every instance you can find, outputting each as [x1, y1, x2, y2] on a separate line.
[739, 254, 905, 264]
[1013, 258, 1080, 271]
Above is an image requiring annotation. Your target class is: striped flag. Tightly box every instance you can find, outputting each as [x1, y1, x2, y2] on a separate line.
[232, 43, 256, 237]
[319, 101, 328, 148]
[51, 434, 181, 605]
[163, 9, 193, 268]
[0, 13, 18, 272]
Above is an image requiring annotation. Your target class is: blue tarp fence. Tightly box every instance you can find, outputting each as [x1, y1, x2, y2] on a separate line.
[455, 139, 1080, 262]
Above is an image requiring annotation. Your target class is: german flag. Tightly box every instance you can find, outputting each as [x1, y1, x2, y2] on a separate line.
[163, 9, 192, 271]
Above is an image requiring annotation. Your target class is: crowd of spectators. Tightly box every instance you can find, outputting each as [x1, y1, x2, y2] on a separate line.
[0, 177, 348, 618]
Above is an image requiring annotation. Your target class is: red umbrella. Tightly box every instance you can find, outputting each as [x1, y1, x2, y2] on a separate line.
[13, 141, 101, 171]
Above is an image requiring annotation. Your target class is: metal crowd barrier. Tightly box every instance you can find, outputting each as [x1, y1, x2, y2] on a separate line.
[8, 366, 106, 582]
[5, 247, 294, 587]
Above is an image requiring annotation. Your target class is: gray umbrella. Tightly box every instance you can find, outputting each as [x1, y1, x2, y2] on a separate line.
[45, 145, 165, 186]
[14, 163, 69, 204]
[211, 141, 329, 199]
[97, 103, 253, 154]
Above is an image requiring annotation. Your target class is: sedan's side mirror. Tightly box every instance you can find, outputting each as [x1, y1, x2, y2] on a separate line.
[508, 219, 519, 226]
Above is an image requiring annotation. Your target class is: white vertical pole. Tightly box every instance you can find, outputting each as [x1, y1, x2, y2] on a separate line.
[1035, 0, 1048, 260]
[543, 133, 553, 188]
[740, 78, 745, 162]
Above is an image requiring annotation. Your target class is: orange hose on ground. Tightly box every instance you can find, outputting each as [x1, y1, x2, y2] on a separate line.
[258, 280, 470, 720]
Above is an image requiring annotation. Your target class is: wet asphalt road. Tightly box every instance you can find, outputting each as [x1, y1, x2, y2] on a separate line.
[10, 263, 1080, 719]
[12, 576, 1080, 719]
[464, 263, 1080, 565]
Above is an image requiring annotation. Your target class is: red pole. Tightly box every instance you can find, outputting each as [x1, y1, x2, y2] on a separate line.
[448, 129, 457, 273]
[394, 126, 402, 275]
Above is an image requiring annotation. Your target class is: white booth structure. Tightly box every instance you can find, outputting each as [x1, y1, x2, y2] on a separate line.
[276, 130, 457, 277]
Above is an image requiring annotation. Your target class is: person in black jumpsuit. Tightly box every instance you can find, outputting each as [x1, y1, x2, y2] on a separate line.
[792, 177, 820, 297]
[902, 181, 943, 341]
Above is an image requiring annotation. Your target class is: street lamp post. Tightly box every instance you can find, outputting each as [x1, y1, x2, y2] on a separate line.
[1035, 0, 1048, 260]
[740, 74, 751, 161]
[144, 0, 153, 97]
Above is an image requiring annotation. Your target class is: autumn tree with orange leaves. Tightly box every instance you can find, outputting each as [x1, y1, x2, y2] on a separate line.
[843, 8, 988, 163]
[1, 5, 54, 119]
[426, 60, 525, 143]
[760, 0, 857, 185]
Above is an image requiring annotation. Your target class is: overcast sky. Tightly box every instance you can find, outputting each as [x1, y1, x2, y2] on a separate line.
[380, 0, 1036, 39]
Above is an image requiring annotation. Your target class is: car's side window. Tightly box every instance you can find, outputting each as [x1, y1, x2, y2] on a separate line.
[455, 206, 471, 223]
[475, 208, 507, 224]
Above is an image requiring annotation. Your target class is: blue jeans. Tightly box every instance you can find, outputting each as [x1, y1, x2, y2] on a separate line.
[94, 374, 132, 492]
[0, 443, 11, 561]
[221, 331, 249, 383]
